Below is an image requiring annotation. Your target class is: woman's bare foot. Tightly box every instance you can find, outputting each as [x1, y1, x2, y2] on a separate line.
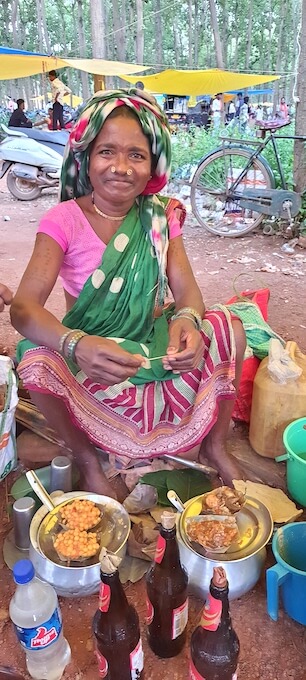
[199, 439, 245, 487]
[77, 455, 117, 499]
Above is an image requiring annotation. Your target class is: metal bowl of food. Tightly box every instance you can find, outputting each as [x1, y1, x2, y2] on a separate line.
[168, 489, 273, 600]
[29, 491, 130, 597]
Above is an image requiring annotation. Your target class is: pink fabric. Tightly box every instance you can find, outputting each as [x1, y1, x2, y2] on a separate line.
[37, 200, 183, 298]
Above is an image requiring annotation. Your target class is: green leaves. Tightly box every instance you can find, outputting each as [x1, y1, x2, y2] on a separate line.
[139, 468, 212, 506]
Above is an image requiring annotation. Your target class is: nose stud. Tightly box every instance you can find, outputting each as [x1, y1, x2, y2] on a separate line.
[110, 166, 116, 173]
[126, 169, 133, 176]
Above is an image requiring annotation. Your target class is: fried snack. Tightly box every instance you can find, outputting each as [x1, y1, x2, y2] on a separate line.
[53, 528, 100, 561]
[60, 499, 101, 531]
[186, 516, 238, 551]
[201, 487, 245, 515]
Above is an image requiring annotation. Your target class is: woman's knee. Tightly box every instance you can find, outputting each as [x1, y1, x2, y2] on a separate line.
[232, 319, 246, 360]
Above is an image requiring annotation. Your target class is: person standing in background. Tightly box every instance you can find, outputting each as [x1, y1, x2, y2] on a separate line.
[279, 96, 289, 119]
[48, 70, 72, 130]
[211, 93, 223, 129]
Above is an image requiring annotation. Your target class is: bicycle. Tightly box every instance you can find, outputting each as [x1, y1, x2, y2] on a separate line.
[190, 119, 306, 237]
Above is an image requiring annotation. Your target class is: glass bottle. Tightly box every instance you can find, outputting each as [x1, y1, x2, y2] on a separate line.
[146, 511, 188, 658]
[189, 566, 240, 680]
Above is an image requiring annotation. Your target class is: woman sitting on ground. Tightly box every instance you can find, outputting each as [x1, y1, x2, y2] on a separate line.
[11, 89, 246, 499]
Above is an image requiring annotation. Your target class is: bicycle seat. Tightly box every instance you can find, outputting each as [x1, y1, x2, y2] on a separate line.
[256, 118, 291, 131]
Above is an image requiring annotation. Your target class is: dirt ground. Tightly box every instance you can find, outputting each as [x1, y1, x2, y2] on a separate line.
[0, 179, 306, 680]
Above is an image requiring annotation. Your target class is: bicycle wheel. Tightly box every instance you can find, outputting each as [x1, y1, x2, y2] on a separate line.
[190, 146, 275, 237]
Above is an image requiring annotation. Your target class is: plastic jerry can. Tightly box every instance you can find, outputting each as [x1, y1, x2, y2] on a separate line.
[249, 341, 306, 458]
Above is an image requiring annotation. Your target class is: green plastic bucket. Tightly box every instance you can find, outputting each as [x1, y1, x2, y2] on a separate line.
[279, 418, 306, 506]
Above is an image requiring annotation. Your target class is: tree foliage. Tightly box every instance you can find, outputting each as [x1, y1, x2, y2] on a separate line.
[0, 0, 301, 104]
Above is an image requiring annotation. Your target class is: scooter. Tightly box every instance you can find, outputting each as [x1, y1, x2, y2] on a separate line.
[0, 124, 69, 200]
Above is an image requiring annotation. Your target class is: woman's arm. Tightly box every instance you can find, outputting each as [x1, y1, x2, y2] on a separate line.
[167, 235, 205, 316]
[11, 233, 143, 384]
[10, 233, 68, 350]
[163, 236, 205, 372]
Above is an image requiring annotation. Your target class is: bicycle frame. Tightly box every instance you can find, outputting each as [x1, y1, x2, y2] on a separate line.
[220, 132, 306, 198]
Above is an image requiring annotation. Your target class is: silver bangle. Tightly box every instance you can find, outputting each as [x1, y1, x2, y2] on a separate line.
[171, 313, 198, 328]
[59, 329, 74, 354]
[171, 307, 202, 331]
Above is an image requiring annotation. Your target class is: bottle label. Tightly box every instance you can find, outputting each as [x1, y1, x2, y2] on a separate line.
[172, 598, 188, 639]
[130, 638, 144, 679]
[98, 583, 111, 613]
[154, 534, 166, 563]
[189, 659, 206, 679]
[13, 606, 62, 651]
[189, 660, 237, 679]
[95, 649, 109, 678]
[200, 593, 222, 631]
[146, 596, 154, 625]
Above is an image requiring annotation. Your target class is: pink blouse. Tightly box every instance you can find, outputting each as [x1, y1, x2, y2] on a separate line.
[37, 199, 183, 298]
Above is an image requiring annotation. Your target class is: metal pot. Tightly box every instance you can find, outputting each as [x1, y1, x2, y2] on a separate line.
[169, 491, 273, 601]
[29, 491, 130, 598]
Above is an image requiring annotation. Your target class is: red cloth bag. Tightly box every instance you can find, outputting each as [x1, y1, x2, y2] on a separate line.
[226, 288, 270, 423]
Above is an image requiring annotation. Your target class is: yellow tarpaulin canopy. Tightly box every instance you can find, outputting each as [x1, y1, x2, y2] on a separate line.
[121, 68, 280, 96]
[31, 93, 84, 107]
[0, 53, 149, 80]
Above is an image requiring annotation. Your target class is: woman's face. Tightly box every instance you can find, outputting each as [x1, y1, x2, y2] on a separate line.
[89, 115, 152, 204]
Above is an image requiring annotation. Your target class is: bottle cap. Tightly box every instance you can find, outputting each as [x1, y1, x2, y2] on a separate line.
[99, 547, 122, 574]
[212, 566, 228, 588]
[13, 559, 35, 584]
[161, 511, 176, 530]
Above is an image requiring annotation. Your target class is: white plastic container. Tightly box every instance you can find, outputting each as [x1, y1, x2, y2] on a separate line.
[9, 559, 71, 680]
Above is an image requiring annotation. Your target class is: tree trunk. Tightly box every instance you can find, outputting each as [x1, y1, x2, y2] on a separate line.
[155, 0, 163, 68]
[90, 0, 107, 90]
[293, 0, 306, 193]
[188, 0, 193, 67]
[208, 0, 224, 68]
[77, 0, 90, 99]
[172, 19, 179, 67]
[112, 0, 127, 62]
[273, 0, 287, 112]
[135, 0, 144, 64]
[244, 0, 253, 70]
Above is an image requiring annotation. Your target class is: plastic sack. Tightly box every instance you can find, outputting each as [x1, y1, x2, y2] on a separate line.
[226, 288, 270, 423]
[0, 356, 18, 481]
[268, 339, 303, 384]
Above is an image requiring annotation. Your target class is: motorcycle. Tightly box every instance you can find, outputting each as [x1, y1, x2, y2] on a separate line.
[0, 124, 69, 200]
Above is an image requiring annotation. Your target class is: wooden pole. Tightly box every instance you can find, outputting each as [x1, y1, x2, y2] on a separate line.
[93, 74, 105, 92]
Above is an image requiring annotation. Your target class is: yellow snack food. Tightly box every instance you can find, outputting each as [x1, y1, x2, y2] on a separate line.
[60, 499, 101, 531]
[54, 528, 100, 561]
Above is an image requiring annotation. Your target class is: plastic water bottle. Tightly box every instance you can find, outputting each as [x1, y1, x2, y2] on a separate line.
[9, 559, 71, 680]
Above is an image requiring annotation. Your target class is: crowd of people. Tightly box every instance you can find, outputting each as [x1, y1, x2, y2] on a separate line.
[208, 91, 292, 132]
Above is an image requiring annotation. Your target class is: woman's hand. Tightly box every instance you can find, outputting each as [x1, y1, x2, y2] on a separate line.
[162, 318, 204, 373]
[74, 335, 144, 385]
[0, 284, 13, 312]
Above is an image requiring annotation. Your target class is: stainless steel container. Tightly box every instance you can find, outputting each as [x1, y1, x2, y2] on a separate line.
[169, 491, 273, 601]
[29, 491, 130, 598]
[13, 497, 36, 550]
[177, 526, 267, 600]
[50, 456, 72, 493]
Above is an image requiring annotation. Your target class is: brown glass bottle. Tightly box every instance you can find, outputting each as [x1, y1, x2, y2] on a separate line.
[189, 567, 240, 680]
[146, 511, 188, 658]
[93, 567, 144, 679]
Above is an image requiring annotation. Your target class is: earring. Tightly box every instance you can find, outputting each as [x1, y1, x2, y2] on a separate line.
[110, 166, 116, 173]
[126, 169, 133, 176]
